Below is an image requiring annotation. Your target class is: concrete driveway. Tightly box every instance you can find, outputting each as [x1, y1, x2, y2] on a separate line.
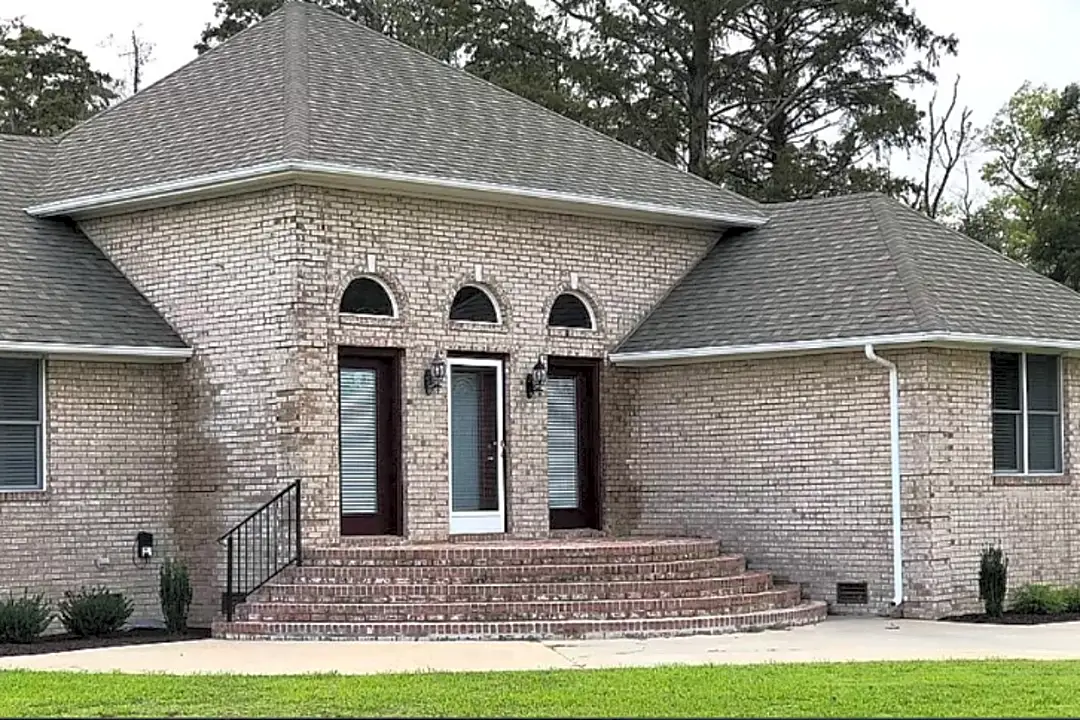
[2, 617, 1080, 675]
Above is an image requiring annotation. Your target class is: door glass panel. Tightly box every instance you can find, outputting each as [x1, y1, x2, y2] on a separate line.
[340, 368, 378, 514]
[547, 376, 579, 509]
[451, 366, 499, 512]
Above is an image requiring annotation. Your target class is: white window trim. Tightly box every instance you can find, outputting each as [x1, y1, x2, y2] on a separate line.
[340, 275, 399, 319]
[548, 291, 597, 331]
[449, 284, 503, 326]
[0, 356, 47, 493]
[993, 351, 1065, 477]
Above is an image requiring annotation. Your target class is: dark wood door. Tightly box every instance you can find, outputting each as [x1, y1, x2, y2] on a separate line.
[547, 357, 601, 530]
[339, 350, 401, 536]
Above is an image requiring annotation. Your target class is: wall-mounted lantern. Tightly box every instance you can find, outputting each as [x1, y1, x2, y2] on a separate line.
[525, 355, 548, 399]
[424, 350, 446, 395]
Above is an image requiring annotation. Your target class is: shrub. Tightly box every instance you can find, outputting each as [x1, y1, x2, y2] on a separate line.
[159, 559, 193, 634]
[1010, 584, 1068, 615]
[0, 591, 53, 644]
[1060, 585, 1080, 613]
[978, 545, 1008, 617]
[58, 587, 133, 638]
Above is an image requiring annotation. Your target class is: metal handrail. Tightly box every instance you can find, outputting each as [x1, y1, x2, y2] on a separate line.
[218, 480, 302, 622]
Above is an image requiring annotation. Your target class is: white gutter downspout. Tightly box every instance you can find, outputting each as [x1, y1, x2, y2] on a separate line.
[864, 343, 904, 609]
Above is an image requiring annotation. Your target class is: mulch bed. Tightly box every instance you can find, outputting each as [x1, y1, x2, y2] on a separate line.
[0, 627, 211, 657]
[942, 612, 1080, 625]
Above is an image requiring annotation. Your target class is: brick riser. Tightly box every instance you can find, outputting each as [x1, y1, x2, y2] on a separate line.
[212, 538, 827, 640]
[236, 586, 801, 623]
[215, 602, 827, 641]
[263, 571, 774, 603]
[304, 538, 722, 567]
[287, 556, 745, 585]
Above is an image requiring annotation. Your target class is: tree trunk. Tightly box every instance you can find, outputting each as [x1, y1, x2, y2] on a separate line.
[687, 5, 712, 178]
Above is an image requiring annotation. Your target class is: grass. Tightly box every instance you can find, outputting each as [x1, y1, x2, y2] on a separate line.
[2, 661, 1079, 717]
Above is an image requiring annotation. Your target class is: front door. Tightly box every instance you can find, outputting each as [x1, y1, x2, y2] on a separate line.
[339, 350, 401, 536]
[448, 357, 506, 534]
[547, 358, 601, 530]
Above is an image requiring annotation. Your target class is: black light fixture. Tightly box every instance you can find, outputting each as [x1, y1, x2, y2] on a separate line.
[424, 350, 446, 395]
[525, 355, 548, 399]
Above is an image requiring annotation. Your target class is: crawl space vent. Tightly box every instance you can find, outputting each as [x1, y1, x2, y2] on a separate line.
[836, 582, 869, 605]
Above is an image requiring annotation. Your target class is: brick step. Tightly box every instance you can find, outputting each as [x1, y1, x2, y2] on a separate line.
[305, 538, 722, 567]
[213, 600, 828, 640]
[237, 586, 801, 623]
[263, 571, 774, 604]
[286, 555, 746, 585]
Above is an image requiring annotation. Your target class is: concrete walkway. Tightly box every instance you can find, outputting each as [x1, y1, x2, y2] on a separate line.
[3, 617, 1080, 675]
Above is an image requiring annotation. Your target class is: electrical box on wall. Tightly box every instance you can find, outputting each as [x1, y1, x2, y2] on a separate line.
[136, 532, 154, 560]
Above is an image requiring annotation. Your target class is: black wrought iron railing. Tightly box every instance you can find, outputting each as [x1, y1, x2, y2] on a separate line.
[218, 480, 302, 621]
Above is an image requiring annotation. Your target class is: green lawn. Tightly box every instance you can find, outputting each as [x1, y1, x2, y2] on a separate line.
[1, 661, 1078, 717]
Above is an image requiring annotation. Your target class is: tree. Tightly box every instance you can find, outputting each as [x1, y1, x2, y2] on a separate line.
[972, 83, 1080, 288]
[103, 27, 156, 96]
[717, 0, 956, 201]
[0, 19, 115, 136]
[907, 76, 974, 220]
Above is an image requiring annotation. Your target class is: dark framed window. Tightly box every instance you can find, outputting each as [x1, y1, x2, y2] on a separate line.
[548, 293, 594, 330]
[450, 285, 500, 324]
[340, 277, 395, 317]
[991, 352, 1062, 474]
[0, 357, 44, 490]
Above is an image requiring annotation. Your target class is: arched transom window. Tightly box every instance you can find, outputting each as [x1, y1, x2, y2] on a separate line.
[548, 292, 595, 330]
[450, 285, 501, 324]
[340, 277, 396, 317]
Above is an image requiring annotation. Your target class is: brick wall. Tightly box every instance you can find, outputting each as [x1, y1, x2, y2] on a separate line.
[0, 360, 176, 626]
[900, 349, 1080, 619]
[289, 186, 714, 542]
[80, 189, 301, 625]
[74, 186, 715, 620]
[613, 347, 1080, 617]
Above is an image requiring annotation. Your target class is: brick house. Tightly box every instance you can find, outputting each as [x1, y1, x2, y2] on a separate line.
[3, 1, 1080, 638]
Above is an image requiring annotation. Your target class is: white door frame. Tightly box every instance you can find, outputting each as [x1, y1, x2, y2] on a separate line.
[447, 356, 506, 534]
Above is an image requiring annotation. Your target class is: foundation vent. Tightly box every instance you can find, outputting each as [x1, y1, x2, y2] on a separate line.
[836, 582, 869, 605]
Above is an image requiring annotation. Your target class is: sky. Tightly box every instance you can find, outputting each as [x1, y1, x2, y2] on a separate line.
[6, 0, 1080, 204]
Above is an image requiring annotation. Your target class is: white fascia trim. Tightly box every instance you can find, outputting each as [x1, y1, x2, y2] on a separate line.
[25, 160, 769, 229]
[0, 341, 192, 362]
[609, 332, 1080, 365]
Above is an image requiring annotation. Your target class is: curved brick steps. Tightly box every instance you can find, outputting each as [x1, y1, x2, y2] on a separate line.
[263, 571, 775, 604]
[236, 586, 801, 623]
[212, 537, 826, 640]
[215, 600, 828, 641]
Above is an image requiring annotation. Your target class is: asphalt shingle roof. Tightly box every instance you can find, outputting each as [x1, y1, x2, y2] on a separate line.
[0, 135, 186, 349]
[34, 1, 764, 225]
[617, 193, 1080, 354]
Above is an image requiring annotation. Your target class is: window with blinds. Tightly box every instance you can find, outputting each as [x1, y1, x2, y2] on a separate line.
[547, 376, 579, 509]
[991, 352, 1062, 474]
[339, 368, 379, 514]
[0, 358, 43, 490]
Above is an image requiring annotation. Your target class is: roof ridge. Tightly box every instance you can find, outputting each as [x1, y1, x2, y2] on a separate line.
[867, 194, 949, 333]
[282, 1, 311, 160]
[303, 2, 763, 220]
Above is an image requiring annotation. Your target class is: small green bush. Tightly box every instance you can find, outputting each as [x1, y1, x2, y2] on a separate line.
[978, 545, 1008, 617]
[0, 591, 53, 644]
[1060, 585, 1080, 613]
[1010, 583, 1068, 615]
[159, 559, 193, 634]
[58, 586, 133, 638]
